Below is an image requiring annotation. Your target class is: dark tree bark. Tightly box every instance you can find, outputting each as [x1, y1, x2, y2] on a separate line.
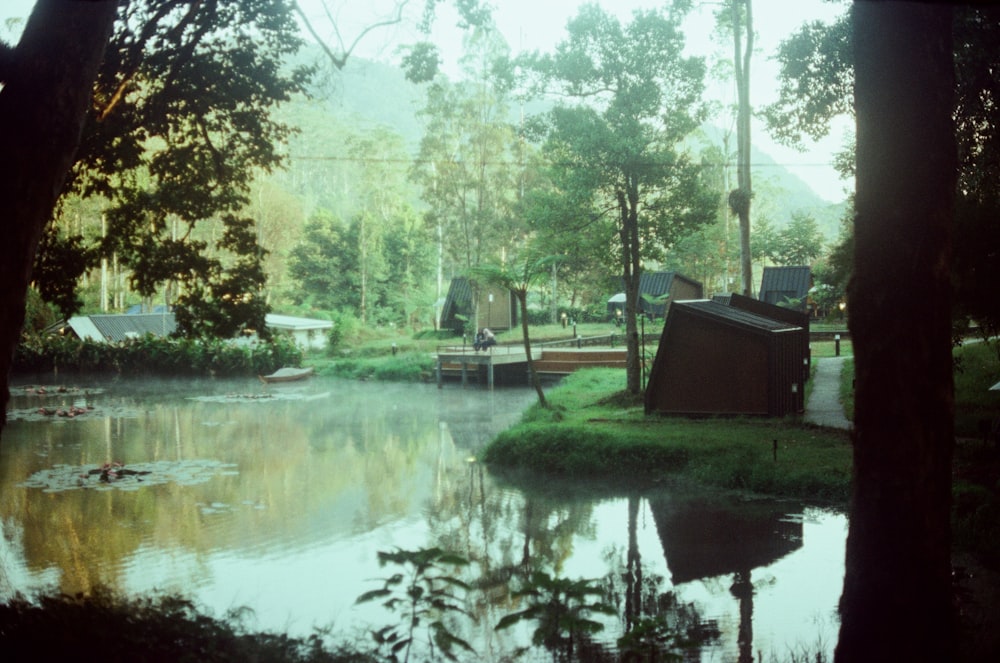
[0, 1, 117, 436]
[837, 3, 956, 662]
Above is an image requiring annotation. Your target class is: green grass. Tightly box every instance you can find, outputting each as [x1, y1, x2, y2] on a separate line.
[483, 368, 853, 503]
[955, 340, 1000, 438]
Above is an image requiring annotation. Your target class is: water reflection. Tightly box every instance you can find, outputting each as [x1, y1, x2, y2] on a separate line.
[1, 375, 844, 660]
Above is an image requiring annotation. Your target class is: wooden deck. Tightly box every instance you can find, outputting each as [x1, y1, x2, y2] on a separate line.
[435, 345, 628, 388]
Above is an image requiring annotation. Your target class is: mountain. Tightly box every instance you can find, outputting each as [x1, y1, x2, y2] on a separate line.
[286, 54, 849, 242]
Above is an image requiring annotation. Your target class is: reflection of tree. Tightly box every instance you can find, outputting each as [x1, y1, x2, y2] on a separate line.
[602, 496, 718, 661]
[0, 379, 484, 596]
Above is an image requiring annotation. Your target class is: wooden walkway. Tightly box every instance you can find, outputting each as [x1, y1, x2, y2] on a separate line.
[435, 344, 628, 389]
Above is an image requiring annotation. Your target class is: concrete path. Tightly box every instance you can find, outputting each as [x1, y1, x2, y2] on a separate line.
[804, 356, 852, 430]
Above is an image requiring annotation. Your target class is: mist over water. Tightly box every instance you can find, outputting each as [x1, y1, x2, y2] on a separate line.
[2, 374, 844, 660]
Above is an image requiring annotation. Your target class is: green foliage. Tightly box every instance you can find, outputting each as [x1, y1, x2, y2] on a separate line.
[33, 227, 93, 318]
[0, 588, 371, 663]
[13, 333, 301, 378]
[35, 0, 313, 339]
[763, 9, 853, 148]
[22, 288, 59, 335]
[484, 369, 852, 502]
[495, 570, 616, 659]
[410, 31, 523, 278]
[616, 615, 691, 662]
[527, 3, 716, 394]
[753, 212, 826, 267]
[356, 547, 475, 663]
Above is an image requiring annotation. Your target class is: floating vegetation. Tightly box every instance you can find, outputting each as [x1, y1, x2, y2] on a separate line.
[18, 385, 105, 397]
[5, 404, 140, 423]
[190, 392, 275, 403]
[189, 391, 331, 404]
[18, 459, 239, 493]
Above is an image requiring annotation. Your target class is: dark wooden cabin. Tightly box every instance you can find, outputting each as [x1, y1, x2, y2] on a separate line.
[725, 292, 810, 383]
[644, 300, 806, 417]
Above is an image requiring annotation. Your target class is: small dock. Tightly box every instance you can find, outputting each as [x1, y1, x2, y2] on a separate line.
[435, 341, 629, 389]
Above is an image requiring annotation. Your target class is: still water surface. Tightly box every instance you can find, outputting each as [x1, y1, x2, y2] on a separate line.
[1, 375, 845, 661]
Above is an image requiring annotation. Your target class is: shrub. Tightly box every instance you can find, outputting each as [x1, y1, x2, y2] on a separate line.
[13, 333, 302, 377]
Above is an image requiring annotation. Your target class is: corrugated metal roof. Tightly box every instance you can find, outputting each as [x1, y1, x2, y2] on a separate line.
[440, 277, 474, 327]
[265, 314, 333, 331]
[618, 271, 703, 314]
[68, 313, 177, 342]
[66, 313, 330, 342]
[759, 266, 811, 307]
[677, 300, 801, 333]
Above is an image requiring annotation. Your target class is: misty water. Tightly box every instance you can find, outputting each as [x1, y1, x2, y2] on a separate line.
[1, 375, 845, 661]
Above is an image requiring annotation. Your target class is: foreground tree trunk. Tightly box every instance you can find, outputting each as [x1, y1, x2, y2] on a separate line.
[0, 1, 117, 437]
[837, 3, 956, 662]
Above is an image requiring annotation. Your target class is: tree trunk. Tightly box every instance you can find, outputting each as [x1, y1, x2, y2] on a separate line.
[619, 186, 643, 396]
[733, 0, 753, 297]
[0, 0, 117, 437]
[517, 290, 547, 408]
[836, 4, 956, 662]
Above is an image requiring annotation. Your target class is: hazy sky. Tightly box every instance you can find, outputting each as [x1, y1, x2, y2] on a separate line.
[3, 0, 852, 202]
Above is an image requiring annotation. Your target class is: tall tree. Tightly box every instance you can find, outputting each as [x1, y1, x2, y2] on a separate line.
[727, 0, 754, 296]
[529, 3, 716, 395]
[410, 25, 523, 318]
[288, 209, 353, 311]
[0, 0, 118, 434]
[837, 4, 956, 662]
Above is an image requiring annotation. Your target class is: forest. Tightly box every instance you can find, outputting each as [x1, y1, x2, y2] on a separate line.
[11, 0, 847, 342]
[1, 2, 998, 662]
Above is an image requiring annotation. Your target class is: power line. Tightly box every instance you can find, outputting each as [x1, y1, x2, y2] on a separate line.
[288, 154, 842, 169]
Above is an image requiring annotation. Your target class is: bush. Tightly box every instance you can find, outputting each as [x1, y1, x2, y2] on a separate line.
[13, 333, 302, 377]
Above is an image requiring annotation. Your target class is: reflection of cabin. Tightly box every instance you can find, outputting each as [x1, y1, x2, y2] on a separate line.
[759, 266, 812, 312]
[439, 277, 516, 333]
[64, 313, 333, 350]
[649, 495, 803, 584]
[644, 300, 806, 417]
[608, 271, 703, 320]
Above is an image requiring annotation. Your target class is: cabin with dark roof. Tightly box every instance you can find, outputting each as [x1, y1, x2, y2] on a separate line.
[608, 271, 703, 320]
[439, 277, 516, 333]
[644, 300, 806, 417]
[758, 266, 812, 312]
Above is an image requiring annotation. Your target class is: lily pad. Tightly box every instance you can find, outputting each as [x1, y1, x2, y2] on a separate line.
[18, 459, 239, 493]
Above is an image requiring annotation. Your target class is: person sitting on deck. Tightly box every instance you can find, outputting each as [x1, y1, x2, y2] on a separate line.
[474, 328, 496, 352]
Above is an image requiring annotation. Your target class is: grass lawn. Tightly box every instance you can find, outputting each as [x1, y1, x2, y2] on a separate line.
[483, 368, 853, 503]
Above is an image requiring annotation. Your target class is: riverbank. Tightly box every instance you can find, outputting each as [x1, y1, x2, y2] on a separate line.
[483, 368, 853, 504]
[482, 341, 1000, 566]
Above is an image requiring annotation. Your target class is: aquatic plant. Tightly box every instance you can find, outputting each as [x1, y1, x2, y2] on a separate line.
[356, 547, 475, 663]
[495, 570, 616, 660]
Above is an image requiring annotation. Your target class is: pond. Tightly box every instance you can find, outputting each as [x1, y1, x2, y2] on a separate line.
[1, 375, 845, 661]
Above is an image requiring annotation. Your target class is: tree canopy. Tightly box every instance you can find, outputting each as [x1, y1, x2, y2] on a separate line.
[766, 3, 1000, 344]
[35, 0, 312, 338]
[526, 2, 716, 394]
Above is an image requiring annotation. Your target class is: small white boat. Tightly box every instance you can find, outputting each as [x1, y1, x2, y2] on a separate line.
[258, 366, 314, 384]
